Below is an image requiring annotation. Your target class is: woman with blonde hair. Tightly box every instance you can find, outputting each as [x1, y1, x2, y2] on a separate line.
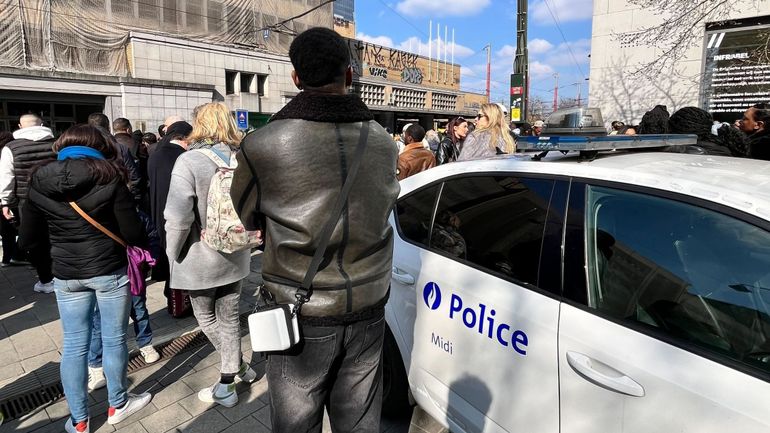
[164, 102, 256, 408]
[458, 103, 516, 161]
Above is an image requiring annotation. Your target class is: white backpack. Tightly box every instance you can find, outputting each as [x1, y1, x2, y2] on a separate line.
[195, 147, 262, 253]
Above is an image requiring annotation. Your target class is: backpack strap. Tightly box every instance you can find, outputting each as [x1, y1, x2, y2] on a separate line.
[194, 147, 237, 168]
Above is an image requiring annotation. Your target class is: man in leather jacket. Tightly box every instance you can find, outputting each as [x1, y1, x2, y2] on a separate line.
[397, 124, 435, 180]
[231, 28, 399, 433]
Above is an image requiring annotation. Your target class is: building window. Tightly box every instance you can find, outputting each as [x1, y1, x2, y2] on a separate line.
[226, 71, 237, 95]
[186, 0, 203, 30]
[240, 73, 254, 93]
[353, 83, 385, 105]
[432, 93, 457, 112]
[207, 0, 223, 30]
[257, 75, 267, 96]
[163, 0, 177, 25]
[391, 88, 426, 109]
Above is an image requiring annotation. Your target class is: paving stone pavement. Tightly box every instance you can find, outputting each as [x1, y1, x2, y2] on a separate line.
[0, 253, 425, 433]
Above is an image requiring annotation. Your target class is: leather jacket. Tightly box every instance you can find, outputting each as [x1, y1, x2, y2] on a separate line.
[435, 136, 460, 165]
[398, 142, 436, 180]
[231, 92, 400, 319]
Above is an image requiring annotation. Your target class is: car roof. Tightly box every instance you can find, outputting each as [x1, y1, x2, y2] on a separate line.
[399, 151, 770, 221]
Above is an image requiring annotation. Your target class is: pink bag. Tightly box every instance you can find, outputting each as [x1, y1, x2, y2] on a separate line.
[126, 246, 156, 295]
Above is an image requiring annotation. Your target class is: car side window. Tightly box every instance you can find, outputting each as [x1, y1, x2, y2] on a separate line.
[585, 185, 770, 374]
[395, 184, 441, 248]
[432, 176, 553, 288]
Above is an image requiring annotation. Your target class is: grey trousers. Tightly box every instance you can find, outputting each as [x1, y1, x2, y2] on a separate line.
[189, 281, 242, 375]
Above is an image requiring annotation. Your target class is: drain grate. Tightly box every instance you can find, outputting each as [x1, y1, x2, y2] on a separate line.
[0, 311, 254, 423]
[126, 330, 209, 373]
[0, 383, 64, 421]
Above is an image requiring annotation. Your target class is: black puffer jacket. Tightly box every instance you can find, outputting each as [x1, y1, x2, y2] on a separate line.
[19, 159, 144, 279]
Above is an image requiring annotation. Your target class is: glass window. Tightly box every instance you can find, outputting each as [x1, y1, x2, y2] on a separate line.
[395, 184, 440, 249]
[586, 186, 770, 373]
[163, 0, 178, 25]
[432, 176, 553, 287]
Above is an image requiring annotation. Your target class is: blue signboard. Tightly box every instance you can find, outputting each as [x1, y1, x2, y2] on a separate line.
[236, 109, 248, 130]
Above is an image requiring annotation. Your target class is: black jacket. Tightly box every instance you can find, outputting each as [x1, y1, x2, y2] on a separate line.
[19, 159, 144, 280]
[147, 140, 185, 281]
[231, 91, 400, 320]
[435, 136, 460, 165]
[748, 129, 770, 161]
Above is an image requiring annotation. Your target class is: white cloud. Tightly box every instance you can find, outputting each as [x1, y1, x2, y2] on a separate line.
[355, 32, 394, 48]
[497, 44, 516, 58]
[530, 61, 555, 77]
[495, 39, 554, 60]
[529, 38, 554, 54]
[539, 39, 591, 68]
[531, 0, 593, 24]
[396, 0, 490, 17]
[356, 33, 474, 59]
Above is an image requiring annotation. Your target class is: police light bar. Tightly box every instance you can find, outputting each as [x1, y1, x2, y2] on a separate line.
[516, 134, 698, 152]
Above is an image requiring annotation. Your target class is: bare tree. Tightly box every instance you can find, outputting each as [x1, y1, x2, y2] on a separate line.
[559, 97, 581, 109]
[621, 0, 766, 77]
[527, 95, 550, 120]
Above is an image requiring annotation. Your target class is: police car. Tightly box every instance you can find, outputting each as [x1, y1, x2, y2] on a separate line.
[381, 137, 770, 433]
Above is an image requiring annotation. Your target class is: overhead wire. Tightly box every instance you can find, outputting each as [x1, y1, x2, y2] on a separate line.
[541, 0, 587, 80]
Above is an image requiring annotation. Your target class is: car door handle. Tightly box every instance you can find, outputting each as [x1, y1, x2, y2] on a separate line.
[566, 351, 645, 397]
[391, 267, 415, 285]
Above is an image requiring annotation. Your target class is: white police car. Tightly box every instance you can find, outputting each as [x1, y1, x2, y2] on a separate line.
[381, 144, 770, 433]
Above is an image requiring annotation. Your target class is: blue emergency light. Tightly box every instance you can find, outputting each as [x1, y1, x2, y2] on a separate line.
[516, 134, 698, 152]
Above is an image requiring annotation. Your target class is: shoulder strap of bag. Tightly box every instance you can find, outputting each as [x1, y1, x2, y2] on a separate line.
[294, 122, 370, 310]
[69, 202, 127, 248]
[195, 147, 232, 168]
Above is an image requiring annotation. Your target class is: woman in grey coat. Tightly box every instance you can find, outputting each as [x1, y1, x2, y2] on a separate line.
[164, 102, 256, 408]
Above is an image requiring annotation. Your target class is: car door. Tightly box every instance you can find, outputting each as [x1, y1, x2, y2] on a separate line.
[395, 174, 564, 433]
[559, 182, 770, 433]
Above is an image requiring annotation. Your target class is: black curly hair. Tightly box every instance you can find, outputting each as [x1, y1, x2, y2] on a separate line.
[289, 27, 349, 88]
[637, 105, 670, 134]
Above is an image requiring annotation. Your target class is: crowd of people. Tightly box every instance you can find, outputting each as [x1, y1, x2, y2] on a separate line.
[390, 102, 770, 181]
[0, 27, 400, 433]
[0, 23, 769, 433]
[607, 104, 770, 158]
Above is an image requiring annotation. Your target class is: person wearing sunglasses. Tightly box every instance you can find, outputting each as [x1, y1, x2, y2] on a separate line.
[458, 104, 516, 161]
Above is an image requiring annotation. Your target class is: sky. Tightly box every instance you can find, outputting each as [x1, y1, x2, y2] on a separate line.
[353, 0, 594, 107]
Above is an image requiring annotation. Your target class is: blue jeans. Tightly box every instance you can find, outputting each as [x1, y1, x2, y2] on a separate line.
[54, 270, 131, 423]
[89, 292, 153, 367]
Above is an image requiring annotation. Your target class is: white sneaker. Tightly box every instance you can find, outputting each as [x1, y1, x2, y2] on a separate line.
[64, 418, 90, 433]
[197, 382, 238, 408]
[236, 362, 257, 384]
[107, 392, 152, 425]
[139, 345, 160, 364]
[87, 367, 106, 391]
[33, 280, 54, 293]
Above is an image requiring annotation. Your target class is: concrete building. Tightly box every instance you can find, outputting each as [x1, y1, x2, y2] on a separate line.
[588, 0, 770, 125]
[347, 38, 488, 132]
[333, 0, 356, 38]
[0, 1, 332, 134]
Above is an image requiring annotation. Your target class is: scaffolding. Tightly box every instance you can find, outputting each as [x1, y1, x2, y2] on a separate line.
[0, 0, 333, 76]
